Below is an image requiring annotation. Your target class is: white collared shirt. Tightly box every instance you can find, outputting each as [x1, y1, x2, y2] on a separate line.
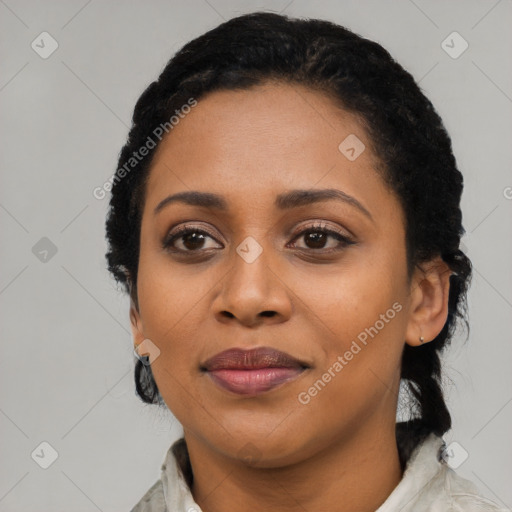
[131, 434, 508, 511]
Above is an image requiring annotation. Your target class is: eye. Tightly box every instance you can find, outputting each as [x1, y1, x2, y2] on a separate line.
[287, 222, 355, 252]
[162, 225, 223, 252]
[162, 221, 355, 255]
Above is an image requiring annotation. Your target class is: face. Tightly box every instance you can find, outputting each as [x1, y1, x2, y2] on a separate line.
[130, 82, 436, 467]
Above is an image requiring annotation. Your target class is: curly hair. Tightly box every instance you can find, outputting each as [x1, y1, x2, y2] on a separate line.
[105, 11, 472, 468]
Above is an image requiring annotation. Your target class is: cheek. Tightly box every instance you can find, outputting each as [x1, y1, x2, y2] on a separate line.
[294, 251, 408, 409]
[134, 264, 206, 409]
[136, 239, 211, 339]
[293, 278, 406, 434]
[298, 253, 406, 344]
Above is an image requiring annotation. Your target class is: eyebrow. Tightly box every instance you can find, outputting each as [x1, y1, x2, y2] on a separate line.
[154, 188, 373, 220]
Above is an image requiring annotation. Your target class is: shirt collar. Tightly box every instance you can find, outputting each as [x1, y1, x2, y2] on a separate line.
[375, 433, 446, 511]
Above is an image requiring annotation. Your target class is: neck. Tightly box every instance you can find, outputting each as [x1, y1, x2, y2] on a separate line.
[185, 422, 402, 512]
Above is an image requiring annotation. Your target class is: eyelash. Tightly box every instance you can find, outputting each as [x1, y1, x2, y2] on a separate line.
[162, 222, 355, 255]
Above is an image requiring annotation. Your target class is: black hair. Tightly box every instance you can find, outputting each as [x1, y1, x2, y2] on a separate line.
[105, 11, 472, 468]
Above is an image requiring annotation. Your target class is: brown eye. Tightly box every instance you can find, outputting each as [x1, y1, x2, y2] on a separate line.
[163, 227, 222, 252]
[304, 231, 332, 249]
[162, 222, 355, 256]
[288, 224, 355, 252]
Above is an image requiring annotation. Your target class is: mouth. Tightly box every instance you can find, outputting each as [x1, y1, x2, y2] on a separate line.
[200, 346, 310, 396]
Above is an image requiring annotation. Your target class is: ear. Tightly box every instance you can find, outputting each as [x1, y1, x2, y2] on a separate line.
[130, 298, 146, 349]
[405, 256, 452, 347]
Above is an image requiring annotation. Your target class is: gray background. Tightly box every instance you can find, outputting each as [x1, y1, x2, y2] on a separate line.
[1, 0, 511, 510]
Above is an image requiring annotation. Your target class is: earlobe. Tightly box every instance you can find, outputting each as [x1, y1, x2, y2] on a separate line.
[405, 257, 452, 347]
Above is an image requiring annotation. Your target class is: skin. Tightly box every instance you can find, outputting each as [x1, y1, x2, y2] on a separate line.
[130, 81, 451, 512]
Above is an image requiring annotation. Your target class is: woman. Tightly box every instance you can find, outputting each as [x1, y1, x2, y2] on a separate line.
[105, 11, 505, 512]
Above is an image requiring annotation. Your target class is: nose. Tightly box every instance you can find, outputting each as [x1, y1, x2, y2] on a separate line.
[212, 244, 293, 328]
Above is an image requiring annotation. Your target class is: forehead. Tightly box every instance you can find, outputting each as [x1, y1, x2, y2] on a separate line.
[144, 82, 393, 217]
[150, 81, 368, 161]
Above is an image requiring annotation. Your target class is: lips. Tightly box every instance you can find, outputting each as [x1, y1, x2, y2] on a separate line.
[201, 347, 309, 396]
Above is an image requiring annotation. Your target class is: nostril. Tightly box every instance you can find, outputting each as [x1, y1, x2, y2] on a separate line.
[260, 311, 276, 317]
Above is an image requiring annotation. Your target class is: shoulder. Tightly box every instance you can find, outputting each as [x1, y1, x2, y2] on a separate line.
[130, 438, 195, 512]
[378, 434, 508, 511]
[442, 467, 509, 511]
[130, 479, 168, 512]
